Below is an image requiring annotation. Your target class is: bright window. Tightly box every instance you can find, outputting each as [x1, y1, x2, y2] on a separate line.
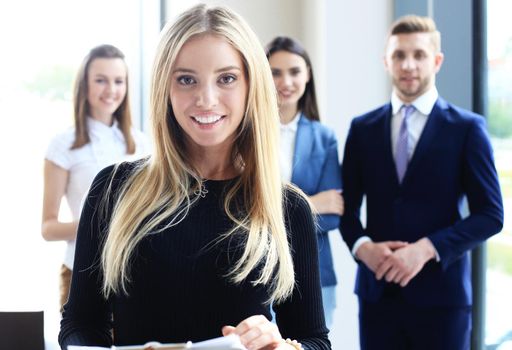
[486, 0, 512, 348]
[0, 1, 157, 348]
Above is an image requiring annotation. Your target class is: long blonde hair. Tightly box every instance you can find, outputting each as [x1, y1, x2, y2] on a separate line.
[101, 4, 295, 304]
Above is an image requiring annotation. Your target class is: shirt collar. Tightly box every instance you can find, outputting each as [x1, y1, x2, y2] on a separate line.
[87, 117, 124, 141]
[391, 87, 439, 115]
[280, 111, 301, 132]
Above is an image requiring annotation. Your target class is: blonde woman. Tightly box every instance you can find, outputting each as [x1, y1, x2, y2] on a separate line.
[42, 44, 150, 311]
[59, 4, 330, 350]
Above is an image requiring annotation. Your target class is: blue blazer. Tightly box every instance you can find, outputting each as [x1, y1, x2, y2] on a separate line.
[291, 114, 342, 287]
[340, 97, 503, 306]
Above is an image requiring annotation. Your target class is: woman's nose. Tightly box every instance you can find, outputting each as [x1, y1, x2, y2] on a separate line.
[195, 84, 218, 109]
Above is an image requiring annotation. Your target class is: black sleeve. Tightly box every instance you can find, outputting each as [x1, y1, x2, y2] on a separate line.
[274, 188, 332, 349]
[58, 164, 127, 348]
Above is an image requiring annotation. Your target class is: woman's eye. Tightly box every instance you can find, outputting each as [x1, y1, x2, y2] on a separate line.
[219, 75, 236, 84]
[177, 76, 196, 85]
[271, 70, 281, 77]
[95, 78, 105, 83]
[115, 79, 125, 85]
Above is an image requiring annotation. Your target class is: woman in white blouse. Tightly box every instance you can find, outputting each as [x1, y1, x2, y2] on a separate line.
[41, 44, 150, 311]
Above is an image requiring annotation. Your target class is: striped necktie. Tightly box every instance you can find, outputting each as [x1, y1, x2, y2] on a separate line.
[395, 105, 415, 183]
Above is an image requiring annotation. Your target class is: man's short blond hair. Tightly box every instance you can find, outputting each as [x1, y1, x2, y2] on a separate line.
[389, 15, 441, 52]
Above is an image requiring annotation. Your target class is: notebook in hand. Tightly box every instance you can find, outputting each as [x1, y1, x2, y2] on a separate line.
[67, 334, 246, 350]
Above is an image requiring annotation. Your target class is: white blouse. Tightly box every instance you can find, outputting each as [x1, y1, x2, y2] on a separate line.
[45, 117, 151, 268]
[279, 111, 301, 182]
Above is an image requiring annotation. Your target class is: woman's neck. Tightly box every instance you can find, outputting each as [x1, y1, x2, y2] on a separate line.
[188, 145, 240, 180]
[90, 112, 114, 126]
[279, 104, 299, 124]
[196, 161, 239, 180]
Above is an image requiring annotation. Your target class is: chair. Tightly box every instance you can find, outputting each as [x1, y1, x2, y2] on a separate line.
[0, 311, 44, 350]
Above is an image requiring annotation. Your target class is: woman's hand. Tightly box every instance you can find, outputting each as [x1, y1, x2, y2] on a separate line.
[222, 315, 296, 349]
[309, 189, 344, 215]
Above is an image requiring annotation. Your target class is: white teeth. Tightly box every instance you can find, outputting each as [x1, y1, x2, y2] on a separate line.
[192, 115, 222, 124]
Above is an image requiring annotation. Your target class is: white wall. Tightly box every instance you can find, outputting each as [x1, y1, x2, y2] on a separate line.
[165, 0, 301, 44]
[324, 3, 392, 349]
[324, 0, 392, 150]
[164, 1, 393, 349]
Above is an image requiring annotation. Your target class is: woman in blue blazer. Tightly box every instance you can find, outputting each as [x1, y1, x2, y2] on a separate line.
[266, 36, 344, 328]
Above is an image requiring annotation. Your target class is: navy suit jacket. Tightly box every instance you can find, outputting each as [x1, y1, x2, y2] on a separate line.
[291, 114, 342, 287]
[340, 97, 503, 306]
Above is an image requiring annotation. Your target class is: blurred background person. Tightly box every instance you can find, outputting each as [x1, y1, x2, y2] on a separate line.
[340, 15, 503, 350]
[266, 36, 344, 329]
[41, 44, 150, 311]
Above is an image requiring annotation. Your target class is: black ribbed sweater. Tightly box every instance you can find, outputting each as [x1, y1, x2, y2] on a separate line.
[59, 162, 331, 349]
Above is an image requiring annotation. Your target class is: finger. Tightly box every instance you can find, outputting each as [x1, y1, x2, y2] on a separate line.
[222, 325, 236, 336]
[392, 271, 405, 284]
[400, 274, 413, 287]
[244, 323, 281, 350]
[238, 318, 279, 349]
[247, 334, 280, 350]
[375, 259, 393, 280]
[384, 266, 400, 282]
[386, 241, 409, 250]
[387, 240, 409, 248]
[386, 261, 406, 282]
[234, 315, 267, 336]
[240, 325, 263, 346]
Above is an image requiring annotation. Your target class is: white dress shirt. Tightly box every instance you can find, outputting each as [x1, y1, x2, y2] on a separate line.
[279, 111, 301, 182]
[391, 87, 438, 161]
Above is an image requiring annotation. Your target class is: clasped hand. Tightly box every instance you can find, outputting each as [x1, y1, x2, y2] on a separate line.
[356, 238, 436, 287]
[309, 189, 344, 215]
[222, 315, 296, 350]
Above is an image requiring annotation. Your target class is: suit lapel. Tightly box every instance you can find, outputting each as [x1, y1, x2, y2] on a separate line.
[380, 104, 401, 186]
[291, 115, 313, 188]
[401, 98, 447, 185]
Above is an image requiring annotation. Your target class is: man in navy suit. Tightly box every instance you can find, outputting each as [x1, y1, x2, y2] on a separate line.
[340, 15, 503, 350]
